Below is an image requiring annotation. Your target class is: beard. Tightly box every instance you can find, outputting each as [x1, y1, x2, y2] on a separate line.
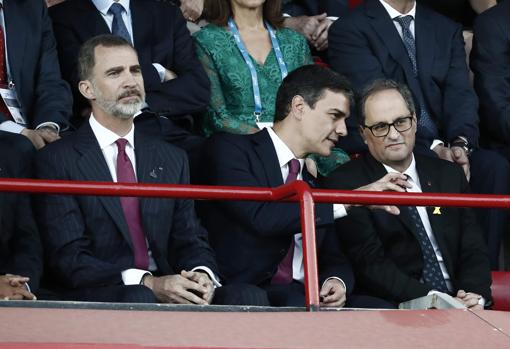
[93, 83, 145, 120]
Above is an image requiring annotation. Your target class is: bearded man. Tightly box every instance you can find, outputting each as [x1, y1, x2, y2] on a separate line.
[34, 35, 246, 305]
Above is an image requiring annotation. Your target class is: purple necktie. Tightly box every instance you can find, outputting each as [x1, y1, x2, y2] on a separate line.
[272, 159, 301, 284]
[116, 138, 149, 270]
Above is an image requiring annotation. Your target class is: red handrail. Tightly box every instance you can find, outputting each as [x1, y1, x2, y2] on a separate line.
[1, 178, 510, 311]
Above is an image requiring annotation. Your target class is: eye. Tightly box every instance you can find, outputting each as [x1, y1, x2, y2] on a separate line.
[395, 118, 407, 126]
[372, 123, 388, 132]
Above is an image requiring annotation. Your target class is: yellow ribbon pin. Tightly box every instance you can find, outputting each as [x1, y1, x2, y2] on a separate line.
[433, 207, 442, 215]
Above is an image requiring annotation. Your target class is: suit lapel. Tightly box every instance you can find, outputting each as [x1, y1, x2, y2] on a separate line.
[414, 4, 435, 106]
[252, 129, 285, 187]
[129, 0, 152, 50]
[75, 0, 111, 39]
[4, 0, 27, 92]
[74, 123, 132, 249]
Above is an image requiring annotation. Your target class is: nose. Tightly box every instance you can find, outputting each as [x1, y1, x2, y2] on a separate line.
[386, 124, 401, 140]
[335, 119, 347, 137]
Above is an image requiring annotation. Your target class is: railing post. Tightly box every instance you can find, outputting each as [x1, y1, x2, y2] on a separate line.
[295, 181, 320, 311]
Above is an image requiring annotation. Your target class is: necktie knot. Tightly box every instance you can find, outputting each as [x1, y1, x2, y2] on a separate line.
[115, 138, 128, 152]
[394, 15, 414, 30]
[108, 2, 125, 16]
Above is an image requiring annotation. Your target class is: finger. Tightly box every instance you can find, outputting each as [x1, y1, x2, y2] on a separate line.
[469, 304, 484, 311]
[177, 288, 208, 305]
[320, 283, 333, 297]
[14, 287, 36, 300]
[314, 13, 328, 20]
[33, 134, 46, 149]
[457, 289, 466, 298]
[312, 20, 329, 41]
[383, 205, 400, 215]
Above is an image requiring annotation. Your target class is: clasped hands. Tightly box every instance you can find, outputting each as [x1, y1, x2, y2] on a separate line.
[143, 270, 214, 305]
[0, 274, 36, 301]
[284, 13, 333, 51]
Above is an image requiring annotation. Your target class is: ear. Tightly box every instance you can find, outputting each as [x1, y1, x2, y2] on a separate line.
[289, 95, 306, 120]
[78, 80, 95, 101]
[359, 126, 368, 144]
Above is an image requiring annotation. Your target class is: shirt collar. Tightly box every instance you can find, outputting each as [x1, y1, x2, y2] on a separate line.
[266, 127, 305, 174]
[382, 153, 419, 184]
[92, 0, 131, 16]
[89, 113, 135, 151]
[379, 0, 416, 19]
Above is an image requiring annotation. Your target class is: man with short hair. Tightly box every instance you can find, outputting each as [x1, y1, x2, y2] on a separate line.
[322, 79, 492, 309]
[35, 35, 239, 304]
[200, 65, 407, 308]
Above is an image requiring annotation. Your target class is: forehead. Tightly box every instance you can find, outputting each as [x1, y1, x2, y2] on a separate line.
[92, 45, 139, 73]
[364, 89, 410, 124]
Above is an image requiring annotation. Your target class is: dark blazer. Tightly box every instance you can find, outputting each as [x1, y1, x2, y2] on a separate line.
[49, 0, 210, 122]
[328, 0, 479, 153]
[283, 0, 349, 17]
[35, 120, 217, 289]
[1, 0, 72, 129]
[471, 0, 510, 149]
[199, 129, 354, 292]
[0, 132, 42, 291]
[322, 153, 492, 304]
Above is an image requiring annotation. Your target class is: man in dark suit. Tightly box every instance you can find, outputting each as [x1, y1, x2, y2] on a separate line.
[200, 65, 407, 308]
[471, 0, 510, 155]
[328, 0, 509, 269]
[49, 0, 209, 146]
[283, 0, 349, 51]
[323, 79, 492, 308]
[0, 0, 72, 150]
[35, 35, 241, 304]
[0, 132, 42, 300]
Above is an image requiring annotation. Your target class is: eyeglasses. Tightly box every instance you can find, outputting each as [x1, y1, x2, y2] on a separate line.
[362, 116, 414, 137]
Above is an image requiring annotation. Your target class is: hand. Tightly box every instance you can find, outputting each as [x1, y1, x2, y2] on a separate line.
[283, 14, 327, 42]
[0, 275, 36, 300]
[164, 68, 178, 82]
[180, 0, 204, 22]
[36, 127, 60, 143]
[346, 173, 411, 215]
[455, 289, 483, 310]
[451, 146, 471, 181]
[181, 270, 214, 304]
[311, 18, 333, 51]
[320, 279, 346, 308]
[432, 144, 454, 162]
[142, 272, 209, 305]
[21, 128, 45, 149]
[305, 158, 318, 178]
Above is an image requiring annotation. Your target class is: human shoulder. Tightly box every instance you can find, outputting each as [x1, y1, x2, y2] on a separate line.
[193, 24, 230, 46]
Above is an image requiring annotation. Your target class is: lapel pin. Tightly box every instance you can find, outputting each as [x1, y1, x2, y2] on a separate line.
[150, 169, 158, 178]
[433, 207, 441, 215]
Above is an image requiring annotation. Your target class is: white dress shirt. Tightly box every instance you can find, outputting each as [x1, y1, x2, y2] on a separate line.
[267, 128, 346, 289]
[91, 0, 167, 82]
[89, 115, 219, 286]
[382, 154, 453, 292]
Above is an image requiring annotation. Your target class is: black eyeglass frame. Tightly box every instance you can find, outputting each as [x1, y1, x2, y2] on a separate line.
[362, 116, 415, 137]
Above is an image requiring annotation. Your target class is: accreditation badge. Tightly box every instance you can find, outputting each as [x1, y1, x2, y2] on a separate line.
[0, 84, 26, 125]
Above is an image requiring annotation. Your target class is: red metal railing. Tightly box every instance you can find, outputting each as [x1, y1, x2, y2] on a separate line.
[1, 178, 510, 311]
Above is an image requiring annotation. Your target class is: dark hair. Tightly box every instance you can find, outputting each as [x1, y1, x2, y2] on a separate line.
[358, 79, 416, 125]
[78, 34, 135, 81]
[274, 65, 354, 122]
[204, 0, 283, 28]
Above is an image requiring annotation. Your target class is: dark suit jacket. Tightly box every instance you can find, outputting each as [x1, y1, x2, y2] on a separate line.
[49, 0, 210, 122]
[322, 154, 492, 303]
[283, 0, 349, 17]
[0, 132, 42, 291]
[199, 129, 354, 292]
[1, 0, 72, 129]
[35, 121, 217, 289]
[328, 0, 479, 153]
[471, 0, 510, 150]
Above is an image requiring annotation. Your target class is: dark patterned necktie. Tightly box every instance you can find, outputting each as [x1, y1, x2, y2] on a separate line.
[404, 175, 449, 293]
[116, 138, 149, 269]
[272, 159, 301, 284]
[108, 3, 132, 45]
[393, 15, 438, 139]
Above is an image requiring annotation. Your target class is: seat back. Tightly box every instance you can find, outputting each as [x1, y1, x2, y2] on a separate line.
[491, 271, 510, 311]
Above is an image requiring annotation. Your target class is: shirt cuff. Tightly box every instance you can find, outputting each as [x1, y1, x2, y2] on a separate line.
[430, 139, 444, 150]
[0, 120, 25, 133]
[121, 268, 151, 285]
[36, 122, 60, 133]
[327, 16, 338, 21]
[333, 203, 348, 219]
[152, 63, 166, 83]
[192, 266, 222, 287]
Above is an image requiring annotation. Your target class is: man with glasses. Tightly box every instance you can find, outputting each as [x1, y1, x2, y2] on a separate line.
[322, 79, 492, 309]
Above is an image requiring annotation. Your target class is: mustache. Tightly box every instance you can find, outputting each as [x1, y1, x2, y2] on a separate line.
[117, 89, 142, 100]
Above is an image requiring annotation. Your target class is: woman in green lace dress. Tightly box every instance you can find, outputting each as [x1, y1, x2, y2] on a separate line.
[193, 0, 349, 176]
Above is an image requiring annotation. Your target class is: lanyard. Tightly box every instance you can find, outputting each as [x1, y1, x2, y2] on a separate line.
[228, 17, 288, 122]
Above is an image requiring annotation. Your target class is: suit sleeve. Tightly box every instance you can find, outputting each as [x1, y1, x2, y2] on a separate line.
[35, 147, 124, 288]
[204, 135, 333, 238]
[29, 2, 72, 129]
[440, 25, 479, 147]
[143, 7, 210, 117]
[167, 149, 219, 275]
[471, 12, 510, 143]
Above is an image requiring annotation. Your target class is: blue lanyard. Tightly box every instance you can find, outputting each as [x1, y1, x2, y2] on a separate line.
[228, 18, 288, 122]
